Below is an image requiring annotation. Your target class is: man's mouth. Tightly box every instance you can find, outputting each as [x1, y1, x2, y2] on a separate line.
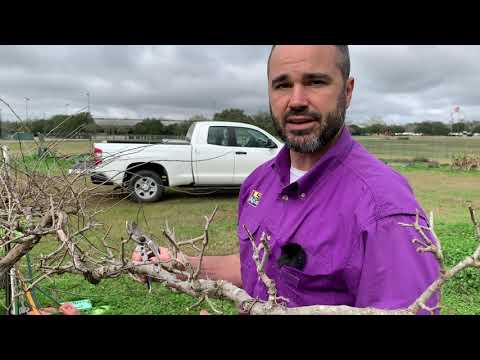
[287, 116, 316, 124]
[285, 117, 317, 131]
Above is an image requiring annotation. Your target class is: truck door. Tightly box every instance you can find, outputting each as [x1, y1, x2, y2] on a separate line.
[232, 127, 279, 185]
[194, 125, 235, 185]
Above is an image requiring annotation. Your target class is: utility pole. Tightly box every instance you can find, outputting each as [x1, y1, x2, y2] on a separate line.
[86, 91, 90, 114]
[24, 97, 30, 121]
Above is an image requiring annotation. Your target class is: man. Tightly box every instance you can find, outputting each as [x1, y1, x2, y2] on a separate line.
[134, 45, 440, 312]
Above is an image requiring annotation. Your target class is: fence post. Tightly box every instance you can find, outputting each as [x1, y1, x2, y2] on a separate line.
[1, 145, 10, 180]
[0, 145, 25, 314]
[1, 145, 12, 314]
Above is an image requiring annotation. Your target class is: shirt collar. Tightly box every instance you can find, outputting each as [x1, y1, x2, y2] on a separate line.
[271, 126, 355, 195]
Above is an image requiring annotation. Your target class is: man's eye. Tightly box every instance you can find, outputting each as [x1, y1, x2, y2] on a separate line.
[274, 83, 290, 90]
[310, 79, 326, 86]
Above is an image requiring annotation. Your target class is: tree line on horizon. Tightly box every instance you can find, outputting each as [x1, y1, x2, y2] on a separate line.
[2, 108, 480, 138]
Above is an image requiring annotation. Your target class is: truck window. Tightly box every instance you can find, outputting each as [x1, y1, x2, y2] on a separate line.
[234, 127, 271, 148]
[207, 126, 230, 146]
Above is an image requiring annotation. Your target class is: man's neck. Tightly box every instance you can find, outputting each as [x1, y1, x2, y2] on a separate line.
[290, 127, 343, 172]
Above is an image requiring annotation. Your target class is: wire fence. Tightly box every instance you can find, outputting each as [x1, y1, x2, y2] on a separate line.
[90, 134, 185, 143]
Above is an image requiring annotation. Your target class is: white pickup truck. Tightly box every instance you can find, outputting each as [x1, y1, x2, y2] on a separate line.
[89, 121, 283, 202]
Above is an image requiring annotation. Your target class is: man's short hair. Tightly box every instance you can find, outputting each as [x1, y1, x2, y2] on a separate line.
[268, 45, 350, 81]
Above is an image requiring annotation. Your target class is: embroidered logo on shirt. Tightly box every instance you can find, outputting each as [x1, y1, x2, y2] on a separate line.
[247, 190, 262, 207]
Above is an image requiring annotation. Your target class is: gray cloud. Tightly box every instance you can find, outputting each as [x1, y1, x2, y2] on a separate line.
[349, 45, 480, 123]
[1, 45, 479, 124]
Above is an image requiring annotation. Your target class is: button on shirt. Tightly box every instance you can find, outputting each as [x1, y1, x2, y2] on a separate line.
[237, 127, 440, 312]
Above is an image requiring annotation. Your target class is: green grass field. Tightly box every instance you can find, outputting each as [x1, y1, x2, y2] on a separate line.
[354, 135, 480, 163]
[1, 138, 480, 315]
[0, 139, 92, 157]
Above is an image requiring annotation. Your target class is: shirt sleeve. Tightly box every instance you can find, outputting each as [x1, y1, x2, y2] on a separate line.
[352, 213, 441, 314]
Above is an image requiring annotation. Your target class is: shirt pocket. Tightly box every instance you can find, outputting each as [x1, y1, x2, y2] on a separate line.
[237, 215, 276, 246]
[278, 265, 340, 306]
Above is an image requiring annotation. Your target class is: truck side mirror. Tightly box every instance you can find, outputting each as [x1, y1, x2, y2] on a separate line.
[266, 139, 277, 148]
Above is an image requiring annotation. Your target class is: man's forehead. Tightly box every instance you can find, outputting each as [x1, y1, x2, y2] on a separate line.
[269, 45, 338, 77]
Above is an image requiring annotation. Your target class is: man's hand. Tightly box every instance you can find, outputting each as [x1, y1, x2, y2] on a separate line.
[131, 246, 189, 283]
[131, 246, 172, 263]
[58, 303, 81, 315]
[27, 304, 80, 315]
[131, 248, 242, 288]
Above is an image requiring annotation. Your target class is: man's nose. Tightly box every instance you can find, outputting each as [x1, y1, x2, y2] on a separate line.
[288, 84, 308, 111]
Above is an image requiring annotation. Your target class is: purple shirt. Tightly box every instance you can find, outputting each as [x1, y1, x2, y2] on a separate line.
[237, 127, 440, 312]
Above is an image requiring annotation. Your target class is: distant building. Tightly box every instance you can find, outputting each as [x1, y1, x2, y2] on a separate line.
[94, 117, 144, 128]
[93, 117, 185, 127]
[93, 117, 186, 134]
[394, 132, 423, 136]
[448, 131, 473, 137]
[10, 132, 34, 140]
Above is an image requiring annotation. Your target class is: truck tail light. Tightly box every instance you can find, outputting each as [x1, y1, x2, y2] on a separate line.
[93, 146, 103, 166]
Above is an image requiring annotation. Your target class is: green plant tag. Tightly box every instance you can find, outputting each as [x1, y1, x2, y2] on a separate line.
[61, 299, 92, 311]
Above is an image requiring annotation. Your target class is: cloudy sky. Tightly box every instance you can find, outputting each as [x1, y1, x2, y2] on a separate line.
[0, 45, 478, 125]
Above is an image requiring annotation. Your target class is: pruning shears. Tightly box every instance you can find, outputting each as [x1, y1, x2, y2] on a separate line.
[139, 244, 153, 293]
[133, 239, 162, 294]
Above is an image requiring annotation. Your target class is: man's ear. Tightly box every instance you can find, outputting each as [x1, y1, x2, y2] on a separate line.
[345, 77, 355, 109]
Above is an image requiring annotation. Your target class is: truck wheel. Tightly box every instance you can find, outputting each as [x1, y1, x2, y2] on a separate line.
[128, 170, 165, 203]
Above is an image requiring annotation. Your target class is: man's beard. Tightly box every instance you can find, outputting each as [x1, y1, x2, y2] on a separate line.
[270, 93, 347, 154]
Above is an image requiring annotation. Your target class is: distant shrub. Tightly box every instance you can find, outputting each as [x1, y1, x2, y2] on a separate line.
[412, 156, 430, 163]
[406, 156, 440, 168]
[451, 153, 480, 171]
